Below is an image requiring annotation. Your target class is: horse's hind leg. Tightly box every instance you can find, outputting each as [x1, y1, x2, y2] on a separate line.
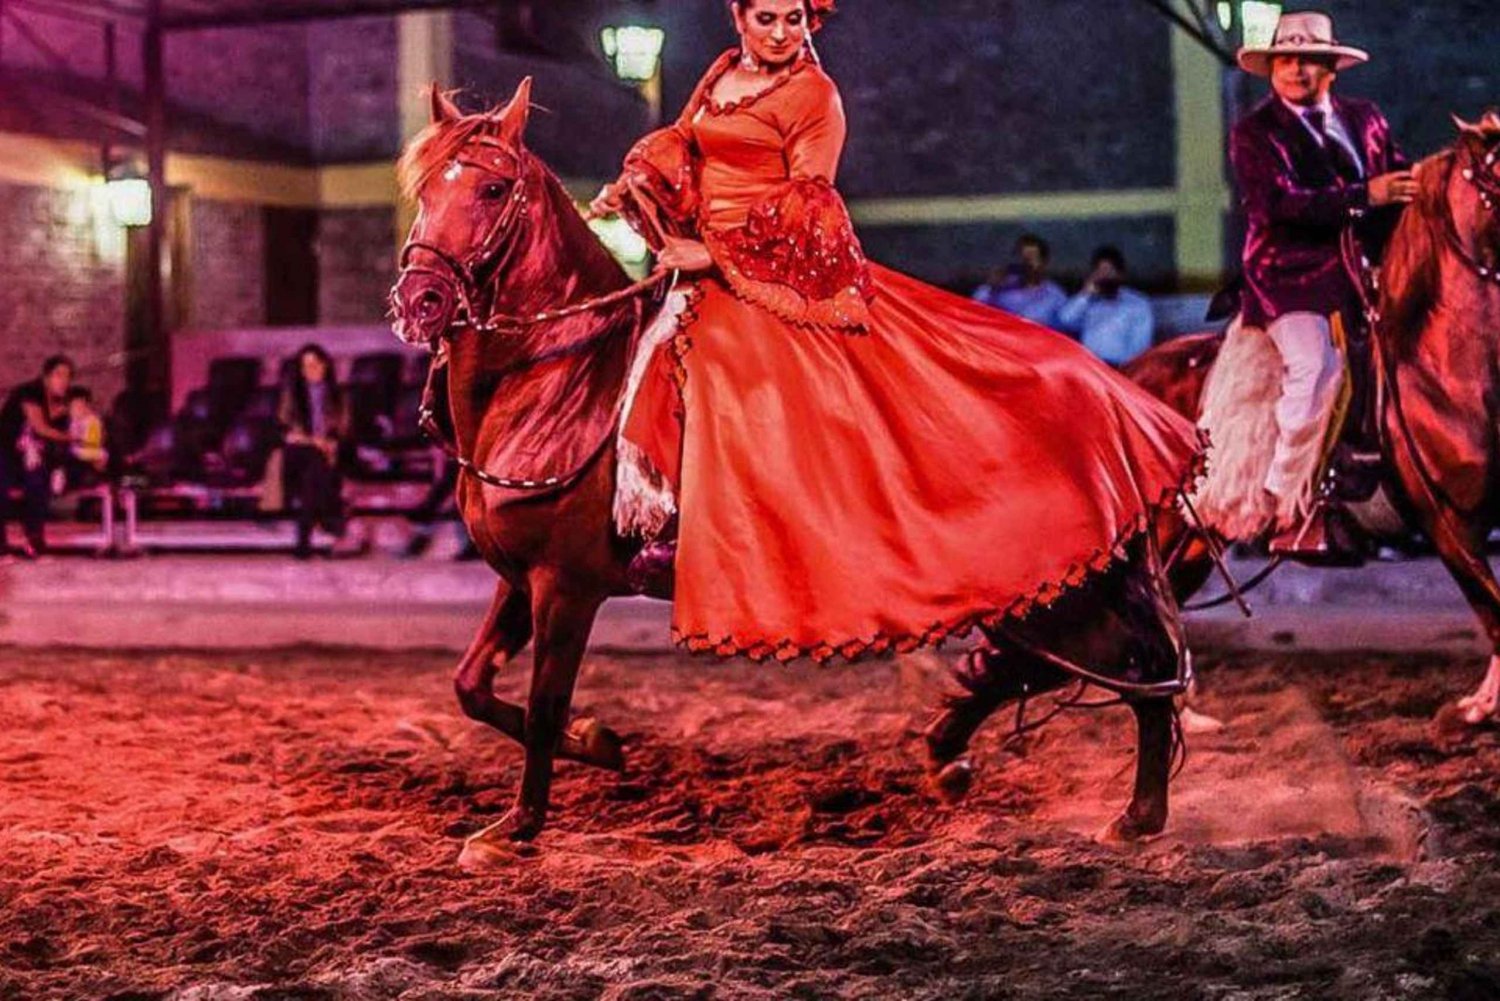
[454, 581, 622, 771]
[1102, 697, 1174, 843]
[924, 644, 1068, 801]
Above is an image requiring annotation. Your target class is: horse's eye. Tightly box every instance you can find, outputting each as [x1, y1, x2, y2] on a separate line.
[480, 182, 510, 201]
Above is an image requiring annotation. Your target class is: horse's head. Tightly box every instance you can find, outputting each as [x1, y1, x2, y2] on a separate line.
[1451, 109, 1500, 254]
[390, 79, 538, 347]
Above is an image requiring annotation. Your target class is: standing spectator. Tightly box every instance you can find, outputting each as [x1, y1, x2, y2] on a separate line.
[1057, 246, 1156, 366]
[279, 344, 350, 559]
[972, 233, 1068, 328]
[0, 355, 74, 558]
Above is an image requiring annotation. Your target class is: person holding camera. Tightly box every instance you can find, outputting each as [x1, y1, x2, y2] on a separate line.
[1056, 245, 1155, 366]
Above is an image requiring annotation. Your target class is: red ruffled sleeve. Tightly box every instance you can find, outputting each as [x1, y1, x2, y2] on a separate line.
[617, 125, 700, 249]
[702, 70, 874, 330]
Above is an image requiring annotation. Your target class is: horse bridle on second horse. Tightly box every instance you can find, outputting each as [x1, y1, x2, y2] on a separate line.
[400, 133, 675, 491]
[1447, 137, 1500, 286]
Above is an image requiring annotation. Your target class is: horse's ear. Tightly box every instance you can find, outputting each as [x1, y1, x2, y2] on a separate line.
[491, 76, 533, 146]
[1482, 108, 1500, 135]
[429, 84, 462, 124]
[1453, 113, 1484, 137]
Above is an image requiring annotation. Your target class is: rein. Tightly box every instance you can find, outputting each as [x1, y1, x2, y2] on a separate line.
[403, 136, 681, 492]
[418, 295, 656, 493]
[1444, 142, 1500, 286]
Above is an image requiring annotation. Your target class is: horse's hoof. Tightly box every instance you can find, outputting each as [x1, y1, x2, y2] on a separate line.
[932, 759, 974, 804]
[1099, 810, 1166, 845]
[458, 808, 544, 871]
[458, 836, 516, 873]
[1431, 702, 1472, 747]
[1461, 701, 1496, 727]
[1179, 705, 1226, 735]
[568, 717, 625, 772]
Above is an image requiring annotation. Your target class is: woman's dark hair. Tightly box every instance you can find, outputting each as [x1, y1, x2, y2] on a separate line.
[729, 0, 835, 31]
[42, 354, 74, 376]
[285, 343, 344, 434]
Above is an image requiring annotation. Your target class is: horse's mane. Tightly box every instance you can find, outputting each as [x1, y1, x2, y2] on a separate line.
[1381, 149, 1455, 352]
[398, 113, 508, 201]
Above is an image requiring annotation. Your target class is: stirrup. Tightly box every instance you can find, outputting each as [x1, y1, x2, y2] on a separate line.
[1268, 501, 1363, 567]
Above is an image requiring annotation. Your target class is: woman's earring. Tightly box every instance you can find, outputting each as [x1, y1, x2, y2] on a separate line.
[739, 46, 760, 72]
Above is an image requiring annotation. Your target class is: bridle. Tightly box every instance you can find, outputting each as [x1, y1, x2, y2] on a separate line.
[397, 133, 676, 492]
[1445, 137, 1500, 286]
[397, 135, 673, 338]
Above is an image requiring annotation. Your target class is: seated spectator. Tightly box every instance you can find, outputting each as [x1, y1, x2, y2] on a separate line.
[63, 387, 108, 489]
[972, 233, 1068, 329]
[1057, 246, 1156, 366]
[0, 355, 74, 558]
[279, 344, 350, 559]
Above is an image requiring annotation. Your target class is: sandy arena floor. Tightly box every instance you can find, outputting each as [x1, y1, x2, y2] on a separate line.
[2, 644, 1499, 1000]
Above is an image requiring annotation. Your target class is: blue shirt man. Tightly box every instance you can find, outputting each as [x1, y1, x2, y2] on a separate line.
[972, 233, 1067, 329]
[1056, 245, 1155, 365]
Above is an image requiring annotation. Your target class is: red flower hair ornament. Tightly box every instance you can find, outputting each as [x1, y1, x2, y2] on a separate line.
[807, 0, 837, 31]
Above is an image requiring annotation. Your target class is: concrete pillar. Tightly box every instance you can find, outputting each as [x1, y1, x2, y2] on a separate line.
[395, 10, 454, 244]
[1171, 25, 1231, 290]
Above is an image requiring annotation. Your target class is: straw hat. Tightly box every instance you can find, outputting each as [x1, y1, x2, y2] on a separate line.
[1237, 11, 1369, 77]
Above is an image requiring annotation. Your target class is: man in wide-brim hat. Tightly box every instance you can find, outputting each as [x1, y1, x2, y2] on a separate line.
[1226, 10, 1414, 556]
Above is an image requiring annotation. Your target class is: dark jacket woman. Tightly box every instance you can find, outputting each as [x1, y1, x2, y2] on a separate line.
[278, 344, 349, 558]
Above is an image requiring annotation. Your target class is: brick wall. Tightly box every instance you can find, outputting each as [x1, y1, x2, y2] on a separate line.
[652, 0, 1176, 200]
[185, 200, 265, 330]
[451, 13, 653, 181]
[0, 182, 126, 406]
[165, 26, 312, 157]
[316, 208, 398, 325]
[309, 17, 400, 164]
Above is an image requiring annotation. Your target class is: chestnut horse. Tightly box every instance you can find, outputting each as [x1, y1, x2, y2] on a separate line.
[390, 81, 1191, 864]
[1126, 114, 1500, 725]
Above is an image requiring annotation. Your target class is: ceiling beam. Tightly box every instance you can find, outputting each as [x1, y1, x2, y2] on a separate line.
[160, 0, 498, 32]
[8, 0, 143, 25]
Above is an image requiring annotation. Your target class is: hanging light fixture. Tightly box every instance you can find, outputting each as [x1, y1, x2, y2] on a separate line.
[600, 25, 666, 83]
[1238, 1, 1283, 49]
[104, 176, 153, 228]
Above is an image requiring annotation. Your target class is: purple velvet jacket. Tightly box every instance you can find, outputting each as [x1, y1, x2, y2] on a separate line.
[1229, 94, 1407, 328]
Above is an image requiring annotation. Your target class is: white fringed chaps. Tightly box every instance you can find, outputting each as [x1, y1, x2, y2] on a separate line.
[1188, 318, 1287, 539]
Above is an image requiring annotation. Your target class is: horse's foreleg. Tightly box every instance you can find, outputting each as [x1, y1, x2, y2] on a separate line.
[1387, 409, 1500, 725]
[1428, 520, 1500, 724]
[1102, 697, 1174, 843]
[454, 581, 622, 771]
[454, 580, 532, 734]
[463, 584, 602, 857]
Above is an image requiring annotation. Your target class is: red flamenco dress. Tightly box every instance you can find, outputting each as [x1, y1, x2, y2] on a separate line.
[615, 51, 1204, 663]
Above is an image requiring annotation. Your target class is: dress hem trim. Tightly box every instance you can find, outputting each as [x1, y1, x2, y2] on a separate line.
[669, 437, 1210, 666]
